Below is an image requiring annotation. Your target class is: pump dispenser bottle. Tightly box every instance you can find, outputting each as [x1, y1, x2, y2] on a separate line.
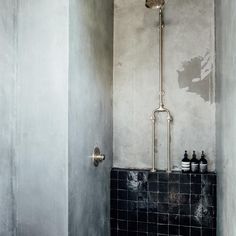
[182, 151, 190, 173]
[190, 151, 199, 173]
[199, 151, 208, 173]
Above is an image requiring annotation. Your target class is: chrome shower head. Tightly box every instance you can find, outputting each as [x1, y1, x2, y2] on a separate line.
[145, 0, 165, 9]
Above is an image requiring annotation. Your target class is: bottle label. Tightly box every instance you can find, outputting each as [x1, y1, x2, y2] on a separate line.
[200, 164, 207, 173]
[191, 163, 199, 172]
[182, 162, 190, 172]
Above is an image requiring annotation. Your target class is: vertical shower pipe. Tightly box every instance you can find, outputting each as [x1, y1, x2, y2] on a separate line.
[150, 6, 173, 173]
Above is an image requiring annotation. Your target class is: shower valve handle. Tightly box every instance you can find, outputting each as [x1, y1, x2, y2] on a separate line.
[90, 147, 105, 167]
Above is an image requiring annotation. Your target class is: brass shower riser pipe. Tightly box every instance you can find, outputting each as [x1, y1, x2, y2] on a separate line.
[150, 7, 173, 173]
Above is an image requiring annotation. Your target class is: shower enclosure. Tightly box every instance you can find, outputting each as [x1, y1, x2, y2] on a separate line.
[0, 0, 235, 235]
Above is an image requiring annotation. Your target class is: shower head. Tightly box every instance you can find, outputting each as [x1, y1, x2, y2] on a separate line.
[145, 0, 165, 9]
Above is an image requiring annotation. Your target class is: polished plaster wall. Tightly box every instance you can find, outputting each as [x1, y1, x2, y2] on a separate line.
[0, 1, 16, 235]
[216, 0, 236, 235]
[69, 0, 113, 235]
[113, 0, 216, 171]
[16, 1, 69, 235]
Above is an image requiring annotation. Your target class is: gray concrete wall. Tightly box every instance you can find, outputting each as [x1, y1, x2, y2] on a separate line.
[0, 1, 17, 235]
[69, 0, 113, 235]
[16, 1, 69, 235]
[113, 0, 216, 171]
[216, 0, 236, 235]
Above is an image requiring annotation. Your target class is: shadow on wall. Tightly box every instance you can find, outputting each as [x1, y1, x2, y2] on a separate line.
[177, 51, 213, 103]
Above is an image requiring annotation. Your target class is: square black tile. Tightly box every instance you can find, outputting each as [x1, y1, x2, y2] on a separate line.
[128, 191, 138, 201]
[169, 183, 180, 193]
[148, 173, 158, 182]
[180, 184, 190, 194]
[128, 201, 138, 211]
[148, 213, 158, 223]
[191, 184, 201, 194]
[169, 214, 180, 225]
[191, 216, 202, 227]
[117, 200, 127, 211]
[149, 182, 158, 192]
[158, 173, 169, 182]
[158, 203, 169, 213]
[117, 220, 127, 231]
[180, 215, 190, 226]
[169, 193, 180, 204]
[169, 173, 180, 183]
[117, 231, 127, 236]
[180, 226, 190, 236]
[148, 202, 158, 213]
[191, 194, 201, 205]
[179, 194, 190, 205]
[138, 201, 148, 212]
[169, 225, 179, 235]
[118, 180, 128, 190]
[158, 224, 168, 234]
[138, 192, 148, 201]
[180, 174, 190, 184]
[138, 212, 148, 222]
[169, 204, 179, 214]
[191, 174, 201, 184]
[159, 183, 168, 193]
[148, 223, 158, 233]
[180, 204, 190, 215]
[158, 213, 168, 224]
[158, 193, 168, 203]
[118, 190, 127, 200]
[118, 210, 127, 220]
[118, 171, 128, 180]
[128, 211, 137, 221]
[111, 170, 118, 179]
[128, 221, 137, 232]
[148, 192, 158, 202]
[138, 222, 148, 232]
[190, 227, 201, 236]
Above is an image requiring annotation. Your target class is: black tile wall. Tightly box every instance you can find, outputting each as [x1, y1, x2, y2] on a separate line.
[110, 169, 216, 236]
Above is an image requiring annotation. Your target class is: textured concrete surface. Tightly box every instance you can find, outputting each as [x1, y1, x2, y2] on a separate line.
[69, 0, 113, 235]
[216, 0, 236, 235]
[0, 1, 16, 235]
[16, 1, 69, 235]
[113, 0, 216, 171]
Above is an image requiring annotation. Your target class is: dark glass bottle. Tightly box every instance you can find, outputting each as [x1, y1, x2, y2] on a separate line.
[182, 151, 190, 173]
[190, 151, 199, 173]
[199, 151, 208, 173]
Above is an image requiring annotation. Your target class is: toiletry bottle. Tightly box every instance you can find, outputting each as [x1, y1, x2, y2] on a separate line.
[190, 150, 199, 173]
[199, 151, 208, 173]
[182, 151, 190, 173]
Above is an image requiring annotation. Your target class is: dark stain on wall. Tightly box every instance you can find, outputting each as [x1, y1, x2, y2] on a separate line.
[177, 52, 213, 102]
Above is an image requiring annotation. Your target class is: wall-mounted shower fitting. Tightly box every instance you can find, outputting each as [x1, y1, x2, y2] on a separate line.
[91, 147, 105, 167]
[146, 1, 173, 173]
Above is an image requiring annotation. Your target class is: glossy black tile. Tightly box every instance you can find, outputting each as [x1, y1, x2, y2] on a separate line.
[180, 184, 190, 194]
[180, 174, 190, 184]
[169, 214, 179, 225]
[169, 225, 179, 235]
[158, 213, 168, 224]
[110, 169, 216, 235]
[158, 193, 168, 203]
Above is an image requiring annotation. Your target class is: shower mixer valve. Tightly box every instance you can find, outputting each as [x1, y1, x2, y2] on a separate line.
[90, 147, 105, 167]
